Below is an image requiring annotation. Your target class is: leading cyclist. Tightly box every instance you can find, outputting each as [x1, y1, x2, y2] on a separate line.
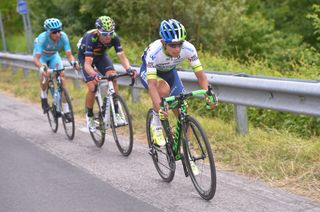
[77, 16, 137, 132]
[33, 18, 79, 119]
[140, 18, 215, 147]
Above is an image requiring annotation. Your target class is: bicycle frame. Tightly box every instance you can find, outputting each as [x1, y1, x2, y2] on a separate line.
[160, 87, 217, 161]
[149, 86, 218, 200]
[160, 98, 187, 161]
[48, 70, 63, 112]
[95, 73, 133, 128]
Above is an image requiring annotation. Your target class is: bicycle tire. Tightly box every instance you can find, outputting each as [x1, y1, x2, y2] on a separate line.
[146, 109, 175, 182]
[90, 96, 106, 147]
[61, 88, 75, 140]
[110, 95, 133, 156]
[46, 89, 58, 133]
[181, 116, 216, 200]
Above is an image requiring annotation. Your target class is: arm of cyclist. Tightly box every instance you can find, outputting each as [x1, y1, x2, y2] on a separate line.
[33, 53, 49, 79]
[117, 51, 137, 78]
[66, 51, 80, 71]
[194, 70, 217, 109]
[147, 79, 162, 113]
[195, 70, 208, 90]
[84, 57, 99, 82]
[34, 53, 46, 71]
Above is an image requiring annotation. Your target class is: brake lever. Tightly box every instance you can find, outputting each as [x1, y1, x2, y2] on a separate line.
[129, 78, 135, 86]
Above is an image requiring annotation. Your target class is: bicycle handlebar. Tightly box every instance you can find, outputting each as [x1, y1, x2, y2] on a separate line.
[41, 68, 65, 84]
[161, 86, 218, 109]
[98, 72, 135, 86]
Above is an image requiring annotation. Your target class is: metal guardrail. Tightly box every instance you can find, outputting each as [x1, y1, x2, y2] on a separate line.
[1, 52, 320, 134]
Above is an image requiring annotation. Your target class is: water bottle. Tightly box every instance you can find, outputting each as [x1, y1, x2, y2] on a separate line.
[104, 97, 110, 127]
[54, 90, 61, 112]
[48, 80, 54, 97]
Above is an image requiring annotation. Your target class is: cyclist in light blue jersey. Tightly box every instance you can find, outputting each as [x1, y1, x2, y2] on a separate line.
[33, 18, 79, 115]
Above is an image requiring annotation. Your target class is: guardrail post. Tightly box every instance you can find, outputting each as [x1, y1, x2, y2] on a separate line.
[130, 86, 140, 103]
[23, 68, 29, 77]
[12, 66, 17, 75]
[234, 104, 248, 135]
[1, 62, 8, 69]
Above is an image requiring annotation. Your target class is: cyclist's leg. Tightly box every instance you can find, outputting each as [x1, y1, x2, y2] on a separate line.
[169, 68, 185, 117]
[48, 53, 70, 113]
[95, 55, 117, 92]
[79, 56, 99, 131]
[156, 68, 184, 116]
[95, 55, 122, 114]
[168, 68, 185, 96]
[48, 53, 64, 91]
[38, 55, 51, 113]
[139, 55, 148, 89]
[149, 73, 171, 147]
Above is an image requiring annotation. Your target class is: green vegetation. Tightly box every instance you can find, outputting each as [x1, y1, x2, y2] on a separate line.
[0, 68, 318, 201]
[1, 0, 320, 71]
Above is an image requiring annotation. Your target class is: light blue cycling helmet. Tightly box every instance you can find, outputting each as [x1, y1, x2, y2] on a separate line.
[159, 19, 186, 43]
[44, 18, 62, 32]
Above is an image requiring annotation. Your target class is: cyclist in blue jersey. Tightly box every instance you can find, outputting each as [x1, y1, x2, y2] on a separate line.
[140, 19, 215, 147]
[77, 16, 137, 132]
[33, 18, 79, 117]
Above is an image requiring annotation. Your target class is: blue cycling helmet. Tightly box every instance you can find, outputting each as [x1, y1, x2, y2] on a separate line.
[44, 18, 62, 32]
[159, 19, 187, 43]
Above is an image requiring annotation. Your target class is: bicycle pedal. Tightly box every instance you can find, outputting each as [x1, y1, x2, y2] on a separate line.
[148, 148, 155, 156]
[114, 123, 126, 128]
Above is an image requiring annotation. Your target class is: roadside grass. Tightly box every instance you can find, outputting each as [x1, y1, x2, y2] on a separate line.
[0, 67, 319, 202]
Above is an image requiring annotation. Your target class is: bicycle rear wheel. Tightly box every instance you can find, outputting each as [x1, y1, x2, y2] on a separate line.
[146, 109, 175, 182]
[182, 116, 216, 200]
[110, 95, 133, 156]
[61, 88, 75, 140]
[90, 96, 106, 147]
[46, 90, 58, 133]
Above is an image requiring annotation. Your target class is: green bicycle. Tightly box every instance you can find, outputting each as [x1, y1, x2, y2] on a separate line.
[146, 86, 218, 200]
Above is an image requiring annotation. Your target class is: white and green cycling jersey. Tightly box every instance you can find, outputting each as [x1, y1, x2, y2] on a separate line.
[142, 39, 203, 80]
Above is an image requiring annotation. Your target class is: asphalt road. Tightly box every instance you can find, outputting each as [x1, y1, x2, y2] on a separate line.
[0, 92, 319, 212]
[0, 126, 161, 212]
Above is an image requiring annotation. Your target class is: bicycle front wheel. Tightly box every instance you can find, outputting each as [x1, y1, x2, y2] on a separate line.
[90, 96, 106, 147]
[182, 116, 216, 200]
[110, 95, 133, 156]
[61, 88, 75, 140]
[146, 109, 175, 182]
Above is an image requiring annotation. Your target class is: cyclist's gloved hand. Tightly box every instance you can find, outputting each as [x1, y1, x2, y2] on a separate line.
[158, 108, 168, 120]
[91, 72, 100, 83]
[126, 67, 137, 79]
[39, 64, 47, 73]
[70, 61, 80, 71]
[205, 94, 218, 110]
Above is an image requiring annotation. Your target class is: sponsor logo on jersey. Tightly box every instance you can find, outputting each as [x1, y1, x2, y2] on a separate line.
[91, 37, 98, 42]
[147, 62, 154, 68]
[189, 55, 198, 62]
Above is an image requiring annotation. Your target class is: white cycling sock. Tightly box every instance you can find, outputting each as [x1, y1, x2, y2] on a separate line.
[40, 90, 47, 99]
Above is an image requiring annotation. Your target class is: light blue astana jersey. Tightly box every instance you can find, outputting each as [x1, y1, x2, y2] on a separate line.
[33, 31, 71, 70]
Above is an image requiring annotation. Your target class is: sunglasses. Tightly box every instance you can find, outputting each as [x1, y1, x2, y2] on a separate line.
[99, 30, 114, 37]
[167, 42, 183, 48]
[51, 30, 61, 34]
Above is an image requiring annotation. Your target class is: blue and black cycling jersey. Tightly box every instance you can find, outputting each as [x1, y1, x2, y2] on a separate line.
[77, 29, 124, 82]
[78, 29, 123, 58]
